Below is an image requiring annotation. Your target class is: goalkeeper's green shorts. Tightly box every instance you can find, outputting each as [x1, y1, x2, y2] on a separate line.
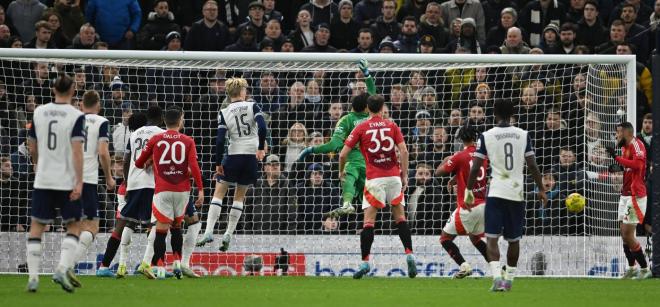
[342, 163, 366, 203]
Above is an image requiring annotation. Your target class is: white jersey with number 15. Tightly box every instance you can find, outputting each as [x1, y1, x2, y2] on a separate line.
[218, 100, 263, 155]
[473, 125, 535, 202]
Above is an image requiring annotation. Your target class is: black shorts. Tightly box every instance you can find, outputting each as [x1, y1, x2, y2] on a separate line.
[81, 183, 99, 220]
[485, 197, 525, 242]
[185, 199, 197, 218]
[217, 154, 258, 186]
[31, 189, 81, 224]
[119, 188, 154, 224]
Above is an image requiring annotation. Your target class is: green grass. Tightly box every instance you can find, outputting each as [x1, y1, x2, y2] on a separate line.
[1, 275, 659, 307]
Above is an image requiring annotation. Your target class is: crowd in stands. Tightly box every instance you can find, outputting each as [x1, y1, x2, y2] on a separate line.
[0, 0, 656, 236]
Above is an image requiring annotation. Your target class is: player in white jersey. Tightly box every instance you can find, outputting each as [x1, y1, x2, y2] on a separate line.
[465, 100, 547, 292]
[96, 106, 163, 278]
[25, 74, 85, 293]
[197, 78, 267, 251]
[66, 91, 115, 286]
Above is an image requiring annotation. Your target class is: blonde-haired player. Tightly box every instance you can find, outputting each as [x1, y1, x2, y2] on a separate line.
[197, 77, 267, 251]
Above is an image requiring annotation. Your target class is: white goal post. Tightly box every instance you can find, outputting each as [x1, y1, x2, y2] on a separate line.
[0, 50, 638, 277]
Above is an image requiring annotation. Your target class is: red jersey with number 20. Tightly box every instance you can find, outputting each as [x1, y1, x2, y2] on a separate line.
[615, 138, 647, 197]
[345, 116, 405, 180]
[135, 130, 204, 193]
[442, 146, 489, 209]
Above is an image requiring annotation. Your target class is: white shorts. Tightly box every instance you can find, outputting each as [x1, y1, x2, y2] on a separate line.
[618, 196, 647, 225]
[151, 191, 189, 224]
[362, 176, 405, 210]
[443, 203, 485, 236]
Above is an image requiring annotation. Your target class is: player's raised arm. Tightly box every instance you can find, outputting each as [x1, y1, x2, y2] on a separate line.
[523, 134, 547, 206]
[70, 114, 86, 201]
[134, 136, 156, 169]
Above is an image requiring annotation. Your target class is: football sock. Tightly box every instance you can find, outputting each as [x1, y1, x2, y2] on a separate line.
[471, 237, 489, 262]
[225, 201, 244, 235]
[74, 230, 94, 263]
[631, 243, 648, 269]
[182, 222, 201, 266]
[170, 227, 183, 261]
[143, 227, 156, 264]
[56, 234, 79, 273]
[119, 227, 134, 265]
[489, 261, 502, 279]
[203, 198, 223, 237]
[440, 237, 465, 265]
[152, 229, 168, 266]
[26, 238, 42, 282]
[396, 220, 413, 254]
[505, 265, 517, 281]
[360, 223, 375, 261]
[623, 244, 636, 267]
[101, 231, 121, 267]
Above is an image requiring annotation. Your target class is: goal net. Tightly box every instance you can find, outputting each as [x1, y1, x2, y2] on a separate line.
[0, 50, 638, 277]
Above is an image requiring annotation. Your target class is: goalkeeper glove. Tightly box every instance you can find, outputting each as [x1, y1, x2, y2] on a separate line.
[605, 146, 617, 160]
[357, 59, 370, 77]
[463, 189, 475, 207]
[297, 147, 314, 161]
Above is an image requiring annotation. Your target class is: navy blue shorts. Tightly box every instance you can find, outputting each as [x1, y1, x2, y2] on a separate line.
[217, 154, 258, 186]
[185, 199, 197, 218]
[81, 183, 99, 220]
[31, 189, 82, 224]
[120, 188, 154, 224]
[485, 197, 525, 242]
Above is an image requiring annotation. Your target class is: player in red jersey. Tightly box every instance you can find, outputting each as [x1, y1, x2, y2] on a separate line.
[606, 121, 651, 279]
[435, 124, 490, 279]
[135, 108, 204, 279]
[340, 95, 415, 279]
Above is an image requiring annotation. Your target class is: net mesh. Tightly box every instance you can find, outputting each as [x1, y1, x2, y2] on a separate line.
[0, 54, 634, 277]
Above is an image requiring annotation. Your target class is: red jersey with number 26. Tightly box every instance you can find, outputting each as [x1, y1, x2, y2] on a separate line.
[135, 130, 204, 193]
[615, 138, 647, 197]
[442, 146, 489, 209]
[345, 116, 405, 180]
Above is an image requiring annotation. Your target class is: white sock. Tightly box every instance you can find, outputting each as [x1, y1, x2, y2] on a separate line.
[203, 198, 223, 237]
[182, 222, 202, 267]
[26, 238, 42, 282]
[57, 234, 79, 273]
[142, 227, 156, 264]
[74, 231, 94, 263]
[490, 261, 502, 279]
[119, 227, 134, 265]
[224, 201, 244, 235]
[505, 265, 517, 281]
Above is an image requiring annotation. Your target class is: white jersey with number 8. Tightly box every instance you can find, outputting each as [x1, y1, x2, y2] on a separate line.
[473, 125, 535, 202]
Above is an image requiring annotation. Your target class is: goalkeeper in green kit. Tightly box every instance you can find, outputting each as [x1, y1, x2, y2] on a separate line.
[297, 59, 375, 216]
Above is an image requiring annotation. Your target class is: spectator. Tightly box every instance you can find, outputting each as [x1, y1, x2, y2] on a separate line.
[406, 163, 444, 234]
[410, 110, 433, 148]
[14, 94, 37, 130]
[162, 30, 182, 51]
[24, 20, 56, 49]
[7, 35, 21, 47]
[616, 42, 653, 111]
[516, 86, 544, 131]
[301, 23, 337, 52]
[224, 24, 258, 51]
[394, 16, 419, 53]
[388, 84, 414, 134]
[0, 5, 15, 35]
[263, 19, 285, 51]
[440, 0, 486, 44]
[639, 113, 652, 147]
[651, 0, 660, 30]
[418, 34, 436, 53]
[73, 66, 92, 95]
[102, 76, 132, 125]
[280, 122, 308, 173]
[610, 0, 653, 25]
[418, 2, 449, 50]
[416, 86, 442, 118]
[10, 139, 31, 180]
[398, 0, 428, 22]
[21, 62, 51, 105]
[0, 24, 10, 45]
[280, 37, 295, 52]
[421, 126, 451, 169]
[448, 17, 462, 40]
[354, 0, 382, 27]
[556, 22, 578, 54]
[576, 0, 608, 51]
[466, 104, 487, 133]
[539, 22, 560, 54]
[245, 154, 293, 234]
[86, 0, 142, 49]
[330, 0, 360, 51]
[486, 7, 518, 48]
[136, 0, 181, 50]
[253, 72, 284, 114]
[288, 9, 314, 51]
[315, 100, 343, 137]
[111, 102, 132, 155]
[68, 23, 98, 49]
[272, 82, 311, 143]
[184, 0, 231, 51]
[552, 147, 581, 195]
[237, 1, 267, 43]
[52, 0, 84, 44]
[404, 71, 426, 102]
[41, 10, 68, 48]
[619, 3, 650, 63]
[263, 0, 283, 23]
[595, 19, 627, 54]
[519, 0, 566, 46]
[534, 107, 568, 167]
[378, 35, 396, 52]
[566, 0, 586, 23]
[0, 155, 28, 232]
[350, 28, 376, 53]
[6, 0, 47, 43]
[370, 0, 400, 43]
[500, 26, 530, 54]
[300, 0, 339, 28]
[446, 17, 481, 54]
[293, 163, 340, 233]
[482, 0, 518, 31]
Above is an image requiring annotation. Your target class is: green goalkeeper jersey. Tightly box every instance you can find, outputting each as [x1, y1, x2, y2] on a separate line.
[311, 75, 376, 164]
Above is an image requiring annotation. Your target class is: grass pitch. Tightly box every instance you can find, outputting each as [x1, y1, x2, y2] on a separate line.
[1, 275, 658, 307]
